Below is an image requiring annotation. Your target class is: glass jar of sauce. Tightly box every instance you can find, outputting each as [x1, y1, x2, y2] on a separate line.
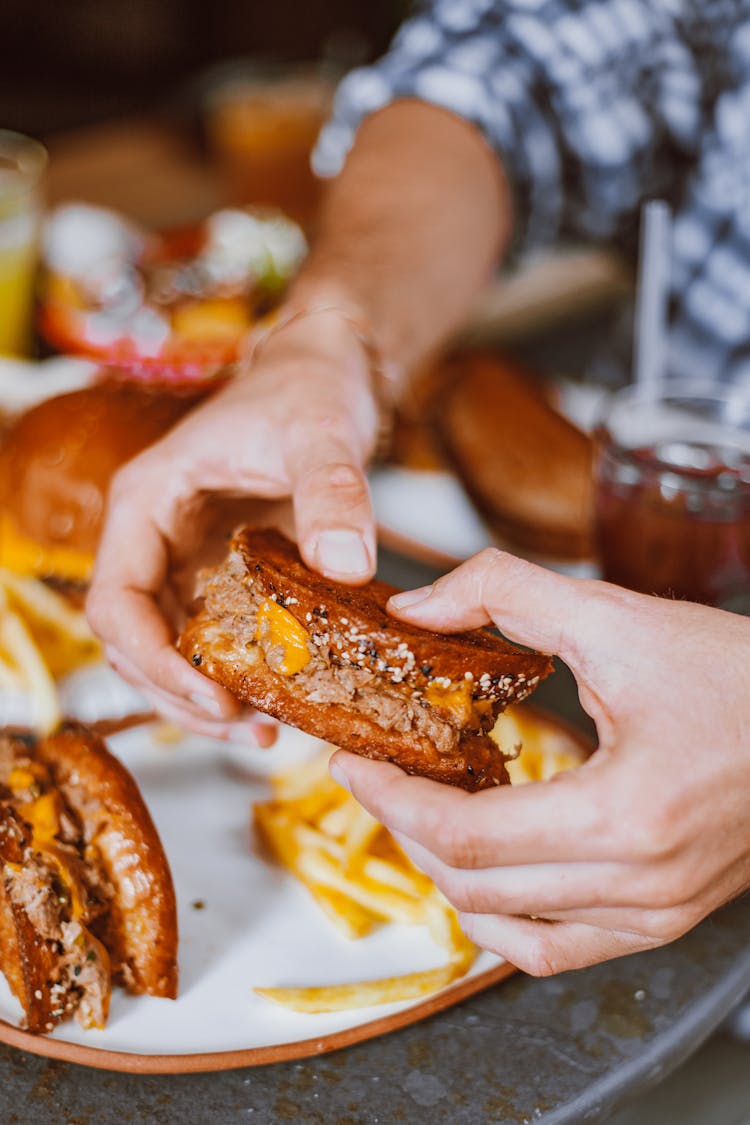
[594, 382, 750, 609]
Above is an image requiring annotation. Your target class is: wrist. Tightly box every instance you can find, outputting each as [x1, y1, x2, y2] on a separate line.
[279, 278, 404, 394]
[243, 302, 400, 457]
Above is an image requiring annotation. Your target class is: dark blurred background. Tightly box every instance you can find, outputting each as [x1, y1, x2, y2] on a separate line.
[2, 0, 407, 136]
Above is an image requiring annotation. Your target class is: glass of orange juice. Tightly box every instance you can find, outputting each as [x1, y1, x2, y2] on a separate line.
[0, 130, 47, 356]
[204, 65, 334, 230]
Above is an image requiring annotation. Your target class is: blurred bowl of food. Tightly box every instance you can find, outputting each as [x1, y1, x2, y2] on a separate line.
[38, 201, 307, 383]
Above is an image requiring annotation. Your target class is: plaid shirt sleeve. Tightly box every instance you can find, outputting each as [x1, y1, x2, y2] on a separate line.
[314, 0, 701, 257]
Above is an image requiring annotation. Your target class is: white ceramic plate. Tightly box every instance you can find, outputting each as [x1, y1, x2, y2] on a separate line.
[0, 721, 511, 1072]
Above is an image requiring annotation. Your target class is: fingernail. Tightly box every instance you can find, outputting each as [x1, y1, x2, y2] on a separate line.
[189, 692, 225, 718]
[315, 529, 370, 576]
[389, 585, 433, 610]
[329, 760, 351, 793]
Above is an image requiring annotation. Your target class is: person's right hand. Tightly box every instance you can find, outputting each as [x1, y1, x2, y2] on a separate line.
[329, 549, 750, 975]
[86, 307, 382, 739]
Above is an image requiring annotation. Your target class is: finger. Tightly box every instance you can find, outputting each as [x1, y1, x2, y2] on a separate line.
[537, 856, 749, 935]
[103, 643, 248, 738]
[144, 693, 253, 741]
[134, 681, 277, 745]
[389, 834, 648, 915]
[458, 913, 659, 975]
[392, 833, 727, 945]
[386, 547, 640, 675]
[88, 503, 240, 721]
[523, 904, 699, 940]
[329, 750, 619, 866]
[285, 423, 376, 584]
[294, 463, 376, 584]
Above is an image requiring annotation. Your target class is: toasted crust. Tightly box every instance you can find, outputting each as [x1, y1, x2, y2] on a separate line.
[179, 528, 552, 792]
[35, 724, 178, 999]
[0, 806, 63, 1033]
[435, 353, 595, 560]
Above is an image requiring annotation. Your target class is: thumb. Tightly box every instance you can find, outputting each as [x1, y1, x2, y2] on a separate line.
[387, 547, 636, 678]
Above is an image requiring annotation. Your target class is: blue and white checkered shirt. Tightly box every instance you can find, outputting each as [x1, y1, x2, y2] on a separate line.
[315, 0, 750, 386]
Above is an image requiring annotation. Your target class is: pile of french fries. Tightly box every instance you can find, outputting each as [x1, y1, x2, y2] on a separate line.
[253, 709, 585, 1014]
[494, 707, 584, 784]
[0, 569, 101, 733]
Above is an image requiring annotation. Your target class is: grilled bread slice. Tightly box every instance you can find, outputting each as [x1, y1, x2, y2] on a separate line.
[435, 352, 595, 560]
[0, 724, 177, 1034]
[179, 528, 552, 792]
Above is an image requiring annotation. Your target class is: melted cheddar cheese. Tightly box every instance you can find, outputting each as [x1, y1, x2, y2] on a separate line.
[8, 778, 88, 921]
[0, 513, 94, 583]
[424, 681, 473, 725]
[22, 791, 61, 842]
[255, 598, 311, 676]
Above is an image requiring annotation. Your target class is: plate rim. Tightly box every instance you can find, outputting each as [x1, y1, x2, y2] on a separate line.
[0, 962, 516, 1074]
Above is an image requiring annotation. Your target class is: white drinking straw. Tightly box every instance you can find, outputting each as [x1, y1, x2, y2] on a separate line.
[633, 199, 672, 391]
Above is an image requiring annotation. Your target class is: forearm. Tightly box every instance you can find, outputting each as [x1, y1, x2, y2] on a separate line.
[289, 98, 511, 379]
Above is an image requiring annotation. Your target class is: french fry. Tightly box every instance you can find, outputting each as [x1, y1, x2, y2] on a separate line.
[254, 751, 474, 1011]
[0, 569, 94, 644]
[282, 780, 347, 824]
[290, 819, 345, 861]
[255, 962, 468, 1013]
[0, 568, 101, 678]
[316, 796, 362, 839]
[254, 803, 302, 870]
[255, 804, 377, 938]
[496, 706, 585, 784]
[359, 854, 433, 898]
[425, 893, 475, 961]
[0, 607, 60, 734]
[257, 802, 424, 924]
[0, 571, 104, 732]
[306, 885, 377, 940]
[253, 716, 583, 1014]
[339, 804, 382, 870]
[296, 846, 424, 925]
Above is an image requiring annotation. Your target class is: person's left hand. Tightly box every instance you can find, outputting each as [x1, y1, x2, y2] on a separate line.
[328, 548, 750, 975]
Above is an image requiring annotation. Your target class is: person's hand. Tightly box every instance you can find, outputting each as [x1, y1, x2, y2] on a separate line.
[329, 549, 750, 975]
[86, 308, 381, 738]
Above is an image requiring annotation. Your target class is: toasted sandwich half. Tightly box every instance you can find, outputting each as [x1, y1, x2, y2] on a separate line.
[0, 723, 177, 1034]
[435, 352, 595, 560]
[179, 528, 552, 792]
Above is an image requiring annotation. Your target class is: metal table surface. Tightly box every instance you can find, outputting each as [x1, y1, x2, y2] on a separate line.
[2, 547, 750, 1125]
[2, 907, 750, 1125]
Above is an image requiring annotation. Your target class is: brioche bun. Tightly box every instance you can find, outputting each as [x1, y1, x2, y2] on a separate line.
[0, 378, 204, 583]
